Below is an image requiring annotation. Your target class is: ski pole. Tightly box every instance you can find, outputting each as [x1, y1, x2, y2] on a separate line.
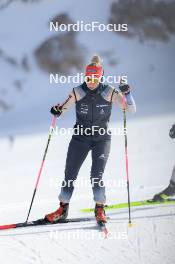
[122, 95, 132, 227]
[25, 96, 71, 222]
[25, 116, 57, 223]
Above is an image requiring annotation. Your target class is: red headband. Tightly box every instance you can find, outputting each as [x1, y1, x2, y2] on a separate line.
[85, 65, 103, 79]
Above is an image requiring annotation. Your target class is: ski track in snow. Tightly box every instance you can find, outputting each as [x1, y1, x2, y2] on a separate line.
[0, 206, 175, 264]
[0, 217, 175, 264]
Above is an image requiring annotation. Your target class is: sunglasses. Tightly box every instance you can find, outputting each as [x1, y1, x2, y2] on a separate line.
[86, 77, 100, 84]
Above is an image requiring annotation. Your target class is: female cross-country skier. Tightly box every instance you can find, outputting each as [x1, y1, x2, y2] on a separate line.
[45, 55, 136, 224]
[151, 124, 175, 201]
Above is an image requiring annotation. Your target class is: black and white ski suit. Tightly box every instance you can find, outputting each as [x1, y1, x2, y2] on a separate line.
[58, 82, 136, 203]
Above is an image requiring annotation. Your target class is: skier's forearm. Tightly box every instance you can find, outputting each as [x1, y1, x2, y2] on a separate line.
[50, 91, 76, 116]
[61, 92, 76, 114]
[112, 91, 136, 113]
[125, 93, 136, 113]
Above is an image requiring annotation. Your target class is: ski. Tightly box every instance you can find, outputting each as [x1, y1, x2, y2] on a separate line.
[0, 217, 96, 231]
[0, 217, 110, 238]
[1, 199, 174, 232]
[80, 198, 175, 212]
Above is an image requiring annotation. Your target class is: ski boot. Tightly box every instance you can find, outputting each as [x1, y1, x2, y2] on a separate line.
[45, 202, 69, 223]
[95, 203, 107, 223]
[152, 180, 175, 202]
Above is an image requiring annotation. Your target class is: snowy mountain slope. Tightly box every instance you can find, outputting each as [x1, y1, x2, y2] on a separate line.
[0, 0, 175, 138]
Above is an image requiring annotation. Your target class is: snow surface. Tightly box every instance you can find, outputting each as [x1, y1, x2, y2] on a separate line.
[0, 113, 175, 264]
[0, 0, 175, 263]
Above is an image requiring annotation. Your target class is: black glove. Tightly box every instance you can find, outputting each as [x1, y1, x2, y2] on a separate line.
[169, 124, 175, 139]
[119, 84, 130, 94]
[50, 104, 62, 116]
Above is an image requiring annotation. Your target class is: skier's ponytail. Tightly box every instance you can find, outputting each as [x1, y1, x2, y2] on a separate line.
[85, 55, 103, 80]
[89, 55, 103, 67]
